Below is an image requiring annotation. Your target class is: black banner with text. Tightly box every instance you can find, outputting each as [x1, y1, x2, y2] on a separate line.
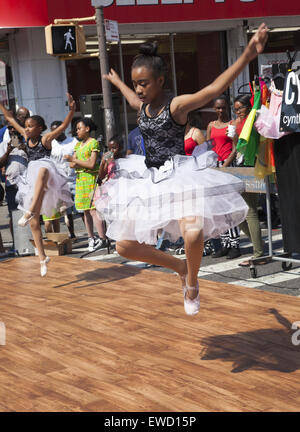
[280, 70, 300, 133]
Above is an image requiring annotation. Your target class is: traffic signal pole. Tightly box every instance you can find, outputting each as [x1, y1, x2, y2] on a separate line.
[94, 5, 116, 144]
[53, 2, 116, 144]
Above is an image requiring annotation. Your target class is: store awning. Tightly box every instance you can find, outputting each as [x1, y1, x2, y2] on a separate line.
[0, 0, 300, 28]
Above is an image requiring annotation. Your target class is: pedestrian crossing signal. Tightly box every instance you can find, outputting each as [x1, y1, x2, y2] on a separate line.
[45, 24, 86, 56]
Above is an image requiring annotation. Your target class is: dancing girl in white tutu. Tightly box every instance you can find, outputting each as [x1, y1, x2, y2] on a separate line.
[95, 24, 268, 315]
[0, 94, 76, 277]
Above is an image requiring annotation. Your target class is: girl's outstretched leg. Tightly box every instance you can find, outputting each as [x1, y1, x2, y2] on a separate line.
[29, 214, 49, 277]
[179, 216, 204, 288]
[29, 167, 49, 213]
[179, 216, 204, 315]
[27, 167, 50, 276]
[116, 240, 187, 279]
[18, 167, 49, 226]
[30, 215, 46, 261]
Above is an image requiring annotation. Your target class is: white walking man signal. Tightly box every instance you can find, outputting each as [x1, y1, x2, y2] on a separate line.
[64, 29, 74, 51]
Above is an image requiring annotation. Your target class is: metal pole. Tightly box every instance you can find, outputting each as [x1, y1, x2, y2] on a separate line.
[265, 175, 273, 257]
[118, 38, 128, 148]
[169, 33, 177, 96]
[95, 6, 115, 144]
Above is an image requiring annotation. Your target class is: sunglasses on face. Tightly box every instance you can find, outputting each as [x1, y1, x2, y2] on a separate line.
[234, 106, 247, 113]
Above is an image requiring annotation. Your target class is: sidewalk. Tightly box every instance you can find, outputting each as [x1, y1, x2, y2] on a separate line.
[2, 192, 300, 297]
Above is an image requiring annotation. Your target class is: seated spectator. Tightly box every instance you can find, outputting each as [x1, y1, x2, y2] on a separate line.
[0, 126, 28, 237]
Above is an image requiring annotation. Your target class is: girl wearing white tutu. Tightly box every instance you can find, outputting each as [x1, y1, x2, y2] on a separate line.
[0, 94, 76, 277]
[96, 24, 268, 315]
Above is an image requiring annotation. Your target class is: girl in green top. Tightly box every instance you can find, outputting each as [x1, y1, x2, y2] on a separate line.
[65, 118, 106, 251]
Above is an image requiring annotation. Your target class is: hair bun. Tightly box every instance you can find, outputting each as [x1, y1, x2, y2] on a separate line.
[138, 41, 158, 57]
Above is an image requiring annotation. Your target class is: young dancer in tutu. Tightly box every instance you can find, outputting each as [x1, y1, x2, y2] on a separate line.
[96, 24, 268, 315]
[0, 94, 75, 276]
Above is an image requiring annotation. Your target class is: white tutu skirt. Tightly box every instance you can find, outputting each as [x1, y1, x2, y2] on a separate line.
[95, 146, 248, 245]
[16, 158, 74, 217]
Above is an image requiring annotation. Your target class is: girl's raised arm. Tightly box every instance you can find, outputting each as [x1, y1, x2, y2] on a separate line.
[0, 103, 26, 139]
[171, 23, 269, 124]
[103, 69, 142, 111]
[43, 93, 76, 148]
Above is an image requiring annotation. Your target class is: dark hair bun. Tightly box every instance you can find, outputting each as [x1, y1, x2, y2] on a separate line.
[138, 41, 158, 57]
[132, 40, 167, 81]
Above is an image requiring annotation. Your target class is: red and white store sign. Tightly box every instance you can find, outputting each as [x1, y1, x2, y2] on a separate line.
[0, 0, 48, 28]
[1, 0, 300, 27]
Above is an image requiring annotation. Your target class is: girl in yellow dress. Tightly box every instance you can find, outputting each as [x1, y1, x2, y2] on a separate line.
[65, 118, 107, 252]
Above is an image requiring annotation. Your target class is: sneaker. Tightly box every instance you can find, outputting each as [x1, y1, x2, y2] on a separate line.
[93, 236, 102, 248]
[226, 246, 241, 260]
[94, 237, 109, 249]
[212, 247, 229, 258]
[87, 237, 95, 252]
[175, 247, 185, 255]
[203, 241, 213, 257]
[88, 237, 108, 252]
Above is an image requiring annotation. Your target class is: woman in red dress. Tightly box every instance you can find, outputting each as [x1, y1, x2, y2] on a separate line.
[207, 95, 241, 259]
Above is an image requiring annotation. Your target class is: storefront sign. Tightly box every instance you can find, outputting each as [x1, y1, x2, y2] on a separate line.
[280, 70, 300, 133]
[53, 0, 300, 24]
[1, 0, 300, 27]
[92, 0, 113, 6]
[0, 0, 48, 27]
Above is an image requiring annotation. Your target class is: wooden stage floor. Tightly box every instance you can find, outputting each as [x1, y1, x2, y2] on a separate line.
[0, 256, 299, 412]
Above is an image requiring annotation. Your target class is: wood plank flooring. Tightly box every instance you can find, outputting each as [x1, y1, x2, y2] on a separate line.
[0, 256, 299, 412]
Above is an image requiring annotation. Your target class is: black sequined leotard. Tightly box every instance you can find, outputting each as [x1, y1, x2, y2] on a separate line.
[26, 137, 51, 162]
[138, 100, 186, 169]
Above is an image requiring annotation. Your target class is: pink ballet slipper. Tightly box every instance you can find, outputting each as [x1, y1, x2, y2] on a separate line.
[18, 211, 35, 227]
[40, 256, 50, 277]
[183, 278, 200, 316]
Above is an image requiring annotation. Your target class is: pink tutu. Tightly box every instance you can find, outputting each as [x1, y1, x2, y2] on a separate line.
[16, 158, 74, 217]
